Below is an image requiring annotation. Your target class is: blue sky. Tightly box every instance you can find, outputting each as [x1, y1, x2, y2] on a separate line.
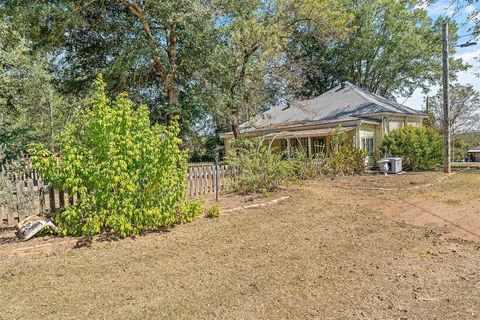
[399, 0, 480, 110]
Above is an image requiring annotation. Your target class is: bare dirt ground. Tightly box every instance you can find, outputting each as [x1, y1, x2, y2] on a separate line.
[1, 170, 480, 319]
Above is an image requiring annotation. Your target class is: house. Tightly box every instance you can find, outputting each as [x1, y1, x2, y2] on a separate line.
[467, 146, 480, 162]
[220, 82, 427, 166]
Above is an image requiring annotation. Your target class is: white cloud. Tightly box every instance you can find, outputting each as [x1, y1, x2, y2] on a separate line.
[456, 49, 480, 65]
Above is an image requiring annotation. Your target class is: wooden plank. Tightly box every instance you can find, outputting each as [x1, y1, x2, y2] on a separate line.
[1, 206, 5, 226]
[7, 207, 14, 226]
[39, 186, 46, 213]
[202, 166, 208, 194]
[188, 167, 192, 197]
[49, 186, 56, 212]
[59, 189, 65, 208]
[194, 167, 199, 196]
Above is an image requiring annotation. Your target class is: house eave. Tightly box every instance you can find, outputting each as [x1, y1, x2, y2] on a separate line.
[364, 111, 427, 119]
[219, 118, 365, 139]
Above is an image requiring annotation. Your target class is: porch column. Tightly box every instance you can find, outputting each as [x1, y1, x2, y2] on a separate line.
[307, 137, 312, 156]
[287, 138, 291, 158]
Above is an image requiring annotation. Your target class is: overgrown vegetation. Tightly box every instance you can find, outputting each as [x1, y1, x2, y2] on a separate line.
[226, 128, 366, 193]
[205, 204, 221, 219]
[2, 1, 472, 159]
[175, 199, 204, 224]
[29, 76, 188, 237]
[319, 128, 367, 176]
[226, 139, 294, 194]
[379, 126, 443, 171]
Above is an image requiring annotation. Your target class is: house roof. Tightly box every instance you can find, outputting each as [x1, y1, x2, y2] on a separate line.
[239, 82, 426, 131]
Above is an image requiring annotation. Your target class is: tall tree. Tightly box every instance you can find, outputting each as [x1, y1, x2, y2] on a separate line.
[1, 0, 217, 131]
[0, 20, 72, 157]
[429, 83, 480, 134]
[287, 0, 468, 99]
[205, 0, 352, 137]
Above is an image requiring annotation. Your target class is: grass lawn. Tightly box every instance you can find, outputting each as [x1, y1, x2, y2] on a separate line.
[1, 170, 480, 319]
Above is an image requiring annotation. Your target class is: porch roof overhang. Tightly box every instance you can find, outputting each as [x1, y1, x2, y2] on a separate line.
[260, 127, 355, 140]
[467, 149, 480, 153]
[219, 118, 367, 139]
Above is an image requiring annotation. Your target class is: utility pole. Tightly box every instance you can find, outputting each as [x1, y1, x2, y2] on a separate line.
[442, 23, 451, 174]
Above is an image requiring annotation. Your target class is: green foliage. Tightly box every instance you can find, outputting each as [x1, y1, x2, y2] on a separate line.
[206, 0, 351, 135]
[379, 126, 443, 171]
[28, 76, 188, 237]
[226, 139, 294, 193]
[227, 129, 366, 193]
[288, 0, 468, 98]
[0, 20, 74, 157]
[452, 138, 470, 161]
[175, 199, 204, 224]
[205, 204, 221, 219]
[320, 128, 367, 176]
[289, 151, 323, 180]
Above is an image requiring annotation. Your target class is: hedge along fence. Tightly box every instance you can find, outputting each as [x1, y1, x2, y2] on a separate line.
[0, 161, 237, 227]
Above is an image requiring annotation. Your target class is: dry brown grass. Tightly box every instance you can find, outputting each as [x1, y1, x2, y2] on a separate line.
[1, 171, 480, 319]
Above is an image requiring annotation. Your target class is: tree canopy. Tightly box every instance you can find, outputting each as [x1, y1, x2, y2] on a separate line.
[287, 0, 468, 99]
[429, 83, 480, 135]
[0, 0, 477, 158]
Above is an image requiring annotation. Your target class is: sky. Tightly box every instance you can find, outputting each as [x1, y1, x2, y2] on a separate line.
[399, 0, 480, 110]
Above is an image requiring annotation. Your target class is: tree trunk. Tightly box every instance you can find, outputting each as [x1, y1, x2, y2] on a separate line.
[120, 0, 178, 124]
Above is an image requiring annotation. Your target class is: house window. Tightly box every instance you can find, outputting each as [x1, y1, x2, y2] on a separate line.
[313, 137, 325, 154]
[291, 137, 308, 153]
[362, 137, 374, 156]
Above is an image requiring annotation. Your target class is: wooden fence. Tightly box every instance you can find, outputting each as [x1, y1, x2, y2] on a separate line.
[1, 161, 237, 226]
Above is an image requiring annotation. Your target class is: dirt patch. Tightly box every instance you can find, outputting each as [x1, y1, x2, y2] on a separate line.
[367, 171, 480, 242]
[0, 190, 293, 259]
[1, 172, 480, 319]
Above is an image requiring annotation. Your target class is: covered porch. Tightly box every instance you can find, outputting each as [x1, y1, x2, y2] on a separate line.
[259, 127, 356, 157]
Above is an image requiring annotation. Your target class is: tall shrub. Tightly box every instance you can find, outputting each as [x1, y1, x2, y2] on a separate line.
[28, 76, 187, 236]
[226, 139, 294, 193]
[379, 126, 443, 171]
[320, 127, 366, 176]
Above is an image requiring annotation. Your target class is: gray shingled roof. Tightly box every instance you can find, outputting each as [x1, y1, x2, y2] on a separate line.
[241, 82, 425, 130]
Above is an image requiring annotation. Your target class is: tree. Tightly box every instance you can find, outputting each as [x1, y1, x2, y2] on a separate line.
[1, 0, 351, 142]
[0, 19, 72, 158]
[287, 0, 468, 99]
[1, 0, 217, 132]
[205, 0, 352, 138]
[429, 83, 480, 135]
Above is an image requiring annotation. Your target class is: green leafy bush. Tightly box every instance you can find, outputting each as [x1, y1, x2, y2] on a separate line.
[226, 139, 294, 193]
[289, 151, 323, 180]
[205, 204, 221, 219]
[175, 199, 204, 224]
[379, 126, 443, 171]
[320, 127, 367, 176]
[28, 75, 188, 237]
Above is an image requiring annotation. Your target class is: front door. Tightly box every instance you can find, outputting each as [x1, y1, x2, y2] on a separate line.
[361, 136, 375, 167]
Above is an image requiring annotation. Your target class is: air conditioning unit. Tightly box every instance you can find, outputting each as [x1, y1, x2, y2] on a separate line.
[386, 157, 402, 173]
